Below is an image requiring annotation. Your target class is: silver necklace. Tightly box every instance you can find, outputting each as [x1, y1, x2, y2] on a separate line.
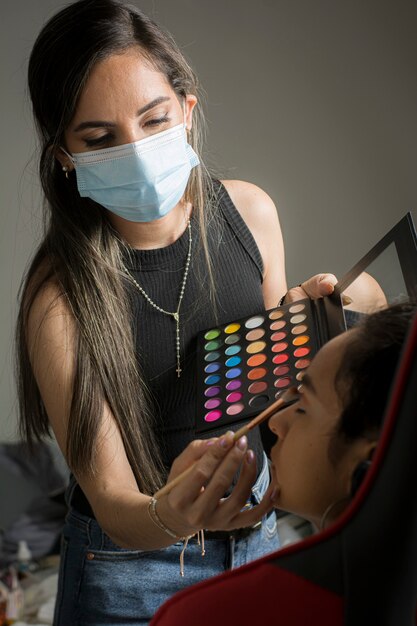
[123, 220, 192, 378]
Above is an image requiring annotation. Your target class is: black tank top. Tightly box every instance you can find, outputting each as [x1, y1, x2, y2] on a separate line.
[125, 182, 267, 472]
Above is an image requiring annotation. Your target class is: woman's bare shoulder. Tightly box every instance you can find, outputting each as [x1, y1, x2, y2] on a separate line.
[220, 179, 287, 308]
[220, 179, 278, 222]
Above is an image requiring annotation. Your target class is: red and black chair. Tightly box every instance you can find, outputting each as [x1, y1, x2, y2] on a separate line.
[151, 312, 417, 626]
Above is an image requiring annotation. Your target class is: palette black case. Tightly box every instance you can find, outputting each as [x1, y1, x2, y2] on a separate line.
[195, 212, 417, 434]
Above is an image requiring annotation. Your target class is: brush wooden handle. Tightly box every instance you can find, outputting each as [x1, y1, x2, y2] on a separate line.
[153, 464, 195, 499]
[232, 395, 287, 441]
[154, 391, 294, 500]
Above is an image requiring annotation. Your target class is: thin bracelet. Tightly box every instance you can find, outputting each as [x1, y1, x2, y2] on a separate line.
[148, 497, 182, 539]
[148, 497, 205, 576]
[148, 497, 206, 577]
[278, 284, 305, 307]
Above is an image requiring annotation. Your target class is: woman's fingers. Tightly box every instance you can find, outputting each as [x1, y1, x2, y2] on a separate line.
[200, 448, 257, 526]
[220, 482, 276, 530]
[158, 438, 276, 537]
[167, 437, 217, 480]
[162, 434, 253, 533]
[286, 273, 338, 303]
[184, 435, 249, 506]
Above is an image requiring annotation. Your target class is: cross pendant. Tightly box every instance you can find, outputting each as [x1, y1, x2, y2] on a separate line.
[176, 365, 182, 377]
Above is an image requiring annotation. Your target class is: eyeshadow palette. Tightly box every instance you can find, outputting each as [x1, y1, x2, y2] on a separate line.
[195, 294, 345, 433]
[195, 212, 417, 434]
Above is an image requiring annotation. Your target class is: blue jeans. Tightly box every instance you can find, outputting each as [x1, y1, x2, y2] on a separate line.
[53, 455, 279, 625]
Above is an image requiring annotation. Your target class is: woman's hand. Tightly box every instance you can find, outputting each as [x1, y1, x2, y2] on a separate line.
[155, 434, 274, 538]
[285, 273, 338, 303]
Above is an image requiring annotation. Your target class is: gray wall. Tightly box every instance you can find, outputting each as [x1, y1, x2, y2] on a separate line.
[1, 0, 416, 440]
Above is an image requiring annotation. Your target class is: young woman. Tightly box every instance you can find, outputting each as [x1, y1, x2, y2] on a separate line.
[268, 301, 414, 530]
[17, 0, 338, 623]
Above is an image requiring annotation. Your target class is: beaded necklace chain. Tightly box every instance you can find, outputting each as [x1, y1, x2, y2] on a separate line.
[123, 220, 192, 377]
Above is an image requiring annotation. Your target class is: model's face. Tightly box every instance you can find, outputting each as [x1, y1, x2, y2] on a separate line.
[61, 47, 196, 156]
[269, 329, 371, 529]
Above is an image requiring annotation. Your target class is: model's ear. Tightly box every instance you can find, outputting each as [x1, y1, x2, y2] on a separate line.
[184, 94, 198, 131]
[350, 442, 377, 498]
[53, 146, 75, 173]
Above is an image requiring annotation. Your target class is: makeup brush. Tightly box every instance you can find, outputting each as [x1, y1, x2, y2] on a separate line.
[154, 386, 298, 499]
[231, 385, 298, 441]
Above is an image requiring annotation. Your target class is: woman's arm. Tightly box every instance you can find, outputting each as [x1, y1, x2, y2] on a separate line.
[222, 180, 340, 304]
[26, 281, 272, 550]
[221, 180, 287, 309]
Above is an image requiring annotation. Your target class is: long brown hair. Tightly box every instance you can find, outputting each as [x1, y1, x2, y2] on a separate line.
[17, 0, 217, 494]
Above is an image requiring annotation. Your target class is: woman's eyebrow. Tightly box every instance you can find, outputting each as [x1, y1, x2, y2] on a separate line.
[300, 373, 317, 396]
[137, 95, 171, 116]
[73, 96, 171, 132]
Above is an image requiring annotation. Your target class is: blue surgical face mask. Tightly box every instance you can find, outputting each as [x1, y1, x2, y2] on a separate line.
[66, 123, 199, 222]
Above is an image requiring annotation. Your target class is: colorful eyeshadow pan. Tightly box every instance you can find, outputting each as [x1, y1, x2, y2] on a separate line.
[226, 404, 245, 415]
[205, 410, 222, 422]
[226, 392, 243, 403]
[248, 381, 268, 394]
[294, 346, 310, 357]
[226, 379, 242, 391]
[293, 335, 309, 346]
[224, 323, 241, 334]
[225, 356, 241, 367]
[196, 296, 342, 433]
[291, 324, 308, 335]
[205, 340, 222, 351]
[269, 310, 284, 320]
[205, 398, 221, 409]
[245, 315, 265, 329]
[247, 367, 267, 380]
[245, 328, 265, 341]
[205, 386, 221, 397]
[290, 314, 307, 324]
[270, 320, 286, 331]
[225, 368, 241, 379]
[204, 329, 221, 340]
[249, 394, 270, 408]
[246, 341, 267, 354]
[272, 353, 289, 364]
[205, 374, 221, 385]
[247, 353, 267, 367]
[204, 362, 221, 373]
[225, 345, 241, 356]
[270, 331, 287, 342]
[289, 303, 305, 314]
[225, 334, 240, 345]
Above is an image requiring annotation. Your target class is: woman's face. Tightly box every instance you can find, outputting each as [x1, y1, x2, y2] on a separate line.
[268, 329, 373, 529]
[61, 47, 196, 156]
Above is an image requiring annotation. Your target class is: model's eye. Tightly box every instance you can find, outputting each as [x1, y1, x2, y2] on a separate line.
[295, 407, 306, 415]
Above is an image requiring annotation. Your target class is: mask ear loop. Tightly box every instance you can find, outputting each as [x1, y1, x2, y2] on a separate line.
[59, 147, 75, 178]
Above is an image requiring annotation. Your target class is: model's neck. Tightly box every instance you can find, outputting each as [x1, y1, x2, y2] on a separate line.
[108, 201, 192, 250]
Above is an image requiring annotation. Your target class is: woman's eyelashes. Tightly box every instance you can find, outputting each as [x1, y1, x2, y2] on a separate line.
[82, 116, 171, 148]
[143, 114, 170, 128]
[84, 134, 114, 148]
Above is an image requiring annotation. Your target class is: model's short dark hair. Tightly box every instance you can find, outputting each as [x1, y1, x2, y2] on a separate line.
[335, 301, 416, 441]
